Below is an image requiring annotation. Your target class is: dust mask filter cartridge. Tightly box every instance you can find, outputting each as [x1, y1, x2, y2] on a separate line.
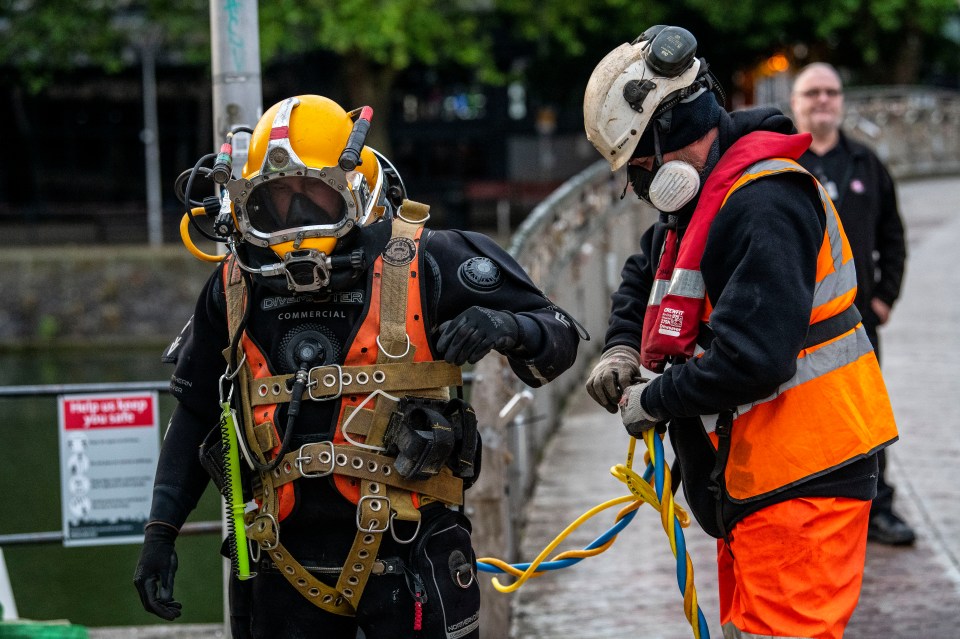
[648, 160, 701, 212]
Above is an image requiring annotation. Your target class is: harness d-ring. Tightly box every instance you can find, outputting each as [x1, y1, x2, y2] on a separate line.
[376, 334, 411, 359]
[455, 566, 475, 589]
[224, 353, 247, 380]
[389, 511, 421, 544]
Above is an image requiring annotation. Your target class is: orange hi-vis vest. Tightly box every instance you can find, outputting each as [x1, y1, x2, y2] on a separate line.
[644, 132, 898, 504]
[713, 157, 898, 502]
[222, 201, 465, 615]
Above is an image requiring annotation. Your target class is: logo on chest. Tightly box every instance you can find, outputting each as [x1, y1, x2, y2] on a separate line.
[382, 237, 417, 266]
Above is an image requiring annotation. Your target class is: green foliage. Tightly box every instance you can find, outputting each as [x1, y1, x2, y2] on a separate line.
[1, 0, 957, 90]
[0, 0, 208, 91]
[258, 0, 499, 80]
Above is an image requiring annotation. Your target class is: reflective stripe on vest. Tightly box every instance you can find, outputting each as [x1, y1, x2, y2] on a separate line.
[704, 159, 898, 502]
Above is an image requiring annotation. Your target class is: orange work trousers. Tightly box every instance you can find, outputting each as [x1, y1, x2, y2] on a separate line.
[718, 496, 871, 639]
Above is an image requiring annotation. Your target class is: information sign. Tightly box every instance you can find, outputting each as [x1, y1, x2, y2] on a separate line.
[57, 392, 160, 546]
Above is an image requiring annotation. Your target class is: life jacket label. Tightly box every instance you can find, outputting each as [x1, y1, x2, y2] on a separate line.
[658, 307, 684, 337]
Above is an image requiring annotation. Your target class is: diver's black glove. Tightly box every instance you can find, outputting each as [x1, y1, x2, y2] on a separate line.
[133, 522, 182, 620]
[436, 307, 521, 365]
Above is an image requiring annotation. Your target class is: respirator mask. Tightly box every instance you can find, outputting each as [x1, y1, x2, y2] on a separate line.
[627, 87, 712, 213]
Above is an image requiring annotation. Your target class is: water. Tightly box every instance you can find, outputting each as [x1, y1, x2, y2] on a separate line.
[0, 347, 223, 628]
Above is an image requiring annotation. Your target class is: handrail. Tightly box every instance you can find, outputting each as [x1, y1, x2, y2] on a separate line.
[0, 521, 222, 547]
[0, 381, 171, 398]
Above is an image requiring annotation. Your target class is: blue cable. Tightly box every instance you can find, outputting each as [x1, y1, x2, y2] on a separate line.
[476, 463, 654, 574]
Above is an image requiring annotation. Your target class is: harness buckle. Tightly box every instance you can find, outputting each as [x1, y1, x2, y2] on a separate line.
[307, 364, 343, 401]
[295, 441, 335, 478]
[356, 495, 391, 533]
[251, 513, 280, 550]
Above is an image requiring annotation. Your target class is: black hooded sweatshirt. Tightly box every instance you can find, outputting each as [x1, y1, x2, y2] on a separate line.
[603, 107, 879, 536]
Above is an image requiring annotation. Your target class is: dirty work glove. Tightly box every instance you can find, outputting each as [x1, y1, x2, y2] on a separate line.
[133, 522, 182, 620]
[619, 379, 659, 437]
[585, 345, 641, 413]
[436, 306, 520, 365]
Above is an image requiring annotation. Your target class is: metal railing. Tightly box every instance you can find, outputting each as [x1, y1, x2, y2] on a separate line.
[0, 380, 220, 549]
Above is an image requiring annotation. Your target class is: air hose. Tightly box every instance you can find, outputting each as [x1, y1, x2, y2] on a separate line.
[477, 430, 710, 639]
[219, 399, 253, 580]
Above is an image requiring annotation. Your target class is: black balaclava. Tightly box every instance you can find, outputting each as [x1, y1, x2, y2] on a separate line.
[627, 90, 723, 206]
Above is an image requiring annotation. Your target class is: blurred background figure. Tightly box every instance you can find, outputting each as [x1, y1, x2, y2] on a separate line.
[791, 63, 914, 546]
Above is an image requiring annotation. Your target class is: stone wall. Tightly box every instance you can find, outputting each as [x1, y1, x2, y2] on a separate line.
[843, 87, 960, 179]
[0, 246, 215, 349]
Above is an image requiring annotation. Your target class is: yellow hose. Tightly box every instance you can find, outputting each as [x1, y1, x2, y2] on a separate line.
[179, 207, 223, 262]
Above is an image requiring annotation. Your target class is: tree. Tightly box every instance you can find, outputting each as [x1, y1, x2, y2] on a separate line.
[677, 0, 960, 84]
[2, 0, 956, 135]
[0, 0, 209, 92]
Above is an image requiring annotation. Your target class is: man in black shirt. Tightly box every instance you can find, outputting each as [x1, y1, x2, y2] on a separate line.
[792, 62, 914, 546]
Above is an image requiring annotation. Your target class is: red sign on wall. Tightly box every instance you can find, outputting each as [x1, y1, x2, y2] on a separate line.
[61, 394, 156, 430]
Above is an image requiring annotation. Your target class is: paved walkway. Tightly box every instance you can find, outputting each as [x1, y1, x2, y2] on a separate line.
[508, 175, 960, 638]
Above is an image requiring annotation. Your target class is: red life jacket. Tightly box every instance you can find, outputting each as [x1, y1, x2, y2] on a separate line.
[641, 131, 813, 371]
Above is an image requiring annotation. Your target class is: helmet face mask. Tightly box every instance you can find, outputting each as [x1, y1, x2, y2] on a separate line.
[583, 26, 707, 171]
[224, 95, 394, 292]
[227, 96, 383, 255]
[247, 177, 348, 233]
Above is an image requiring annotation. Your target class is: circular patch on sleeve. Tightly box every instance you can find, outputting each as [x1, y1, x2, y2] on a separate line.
[458, 257, 502, 292]
[382, 237, 417, 266]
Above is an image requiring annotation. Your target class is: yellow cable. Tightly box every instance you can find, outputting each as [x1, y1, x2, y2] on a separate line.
[483, 494, 638, 593]
[478, 431, 707, 638]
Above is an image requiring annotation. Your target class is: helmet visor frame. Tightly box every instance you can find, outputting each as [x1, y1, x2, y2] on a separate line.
[228, 162, 379, 249]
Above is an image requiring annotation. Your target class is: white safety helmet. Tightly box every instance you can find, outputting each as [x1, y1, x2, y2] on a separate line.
[584, 26, 711, 171]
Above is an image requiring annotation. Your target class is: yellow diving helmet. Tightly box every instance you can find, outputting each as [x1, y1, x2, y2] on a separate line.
[225, 95, 386, 291]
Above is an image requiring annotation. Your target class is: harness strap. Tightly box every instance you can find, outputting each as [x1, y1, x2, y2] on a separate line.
[333, 480, 391, 609]
[246, 470, 391, 615]
[804, 304, 861, 349]
[222, 261, 275, 468]
[378, 211, 423, 363]
[261, 541, 357, 615]
[246, 361, 462, 405]
[267, 442, 464, 505]
[707, 410, 734, 549]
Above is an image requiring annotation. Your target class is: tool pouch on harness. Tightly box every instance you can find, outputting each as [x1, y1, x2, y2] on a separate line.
[667, 415, 729, 539]
[405, 506, 480, 638]
[199, 419, 254, 502]
[383, 397, 482, 488]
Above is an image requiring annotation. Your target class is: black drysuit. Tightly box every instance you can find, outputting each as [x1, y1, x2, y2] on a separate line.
[149, 218, 581, 638]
